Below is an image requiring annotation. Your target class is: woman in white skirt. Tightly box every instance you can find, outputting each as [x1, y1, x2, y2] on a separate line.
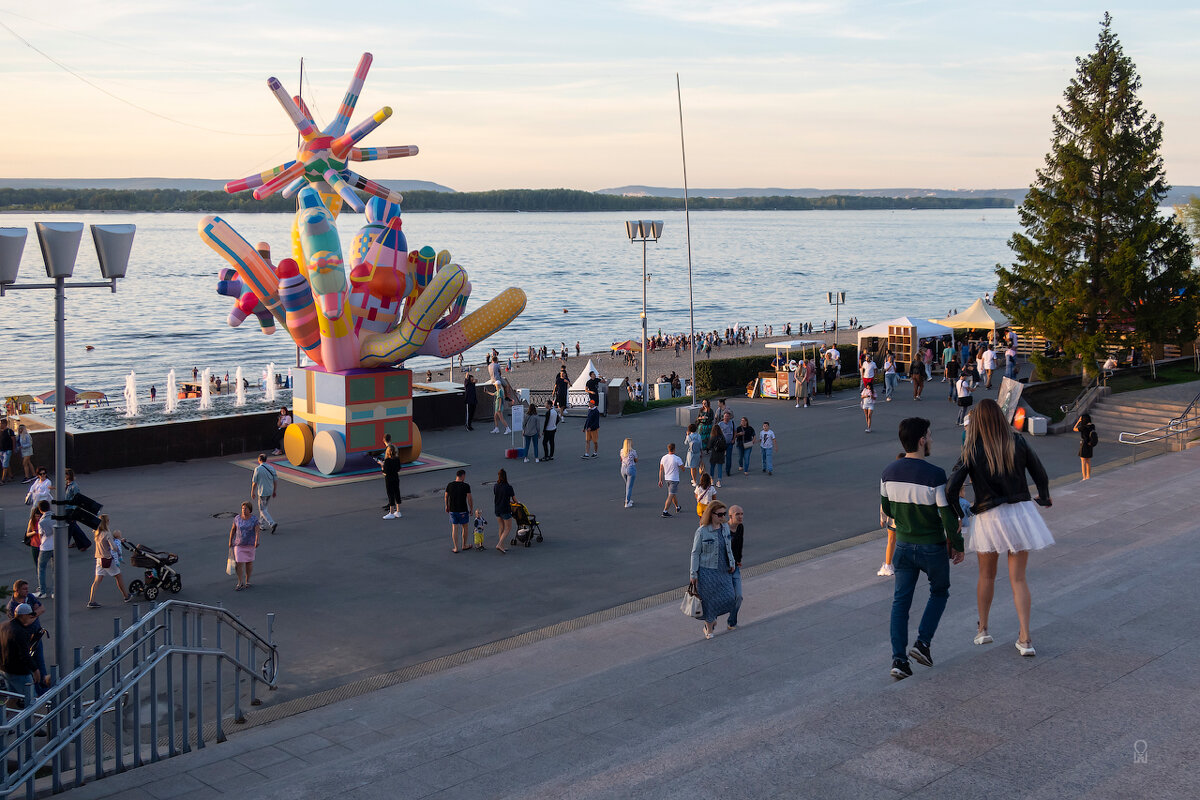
[947, 399, 1053, 657]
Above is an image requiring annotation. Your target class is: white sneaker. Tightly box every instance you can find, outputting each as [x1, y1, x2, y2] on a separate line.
[523, 458, 530, 463]
[393, 511, 402, 518]
[535, 458, 540, 462]
[973, 631, 993, 645]
[625, 501, 633, 508]
[503, 428, 512, 434]
[490, 427, 500, 433]
[877, 563, 895, 577]
[383, 513, 396, 520]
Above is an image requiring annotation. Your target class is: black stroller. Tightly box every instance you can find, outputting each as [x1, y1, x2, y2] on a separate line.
[124, 541, 183, 601]
[509, 501, 545, 547]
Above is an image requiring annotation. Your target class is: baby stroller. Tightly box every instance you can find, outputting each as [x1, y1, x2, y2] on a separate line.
[124, 541, 183, 601]
[509, 501, 545, 547]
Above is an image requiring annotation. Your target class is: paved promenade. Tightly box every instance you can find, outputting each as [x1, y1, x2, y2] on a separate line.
[57, 433, 1200, 799]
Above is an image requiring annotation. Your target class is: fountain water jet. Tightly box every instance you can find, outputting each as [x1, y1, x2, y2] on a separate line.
[235, 366, 246, 406]
[165, 369, 178, 414]
[123, 372, 140, 417]
[264, 362, 277, 402]
[199, 368, 212, 410]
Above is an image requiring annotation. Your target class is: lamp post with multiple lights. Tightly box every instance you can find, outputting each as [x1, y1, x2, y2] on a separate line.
[0, 222, 135, 670]
[625, 220, 663, 406]
[827, 291, 846, 346]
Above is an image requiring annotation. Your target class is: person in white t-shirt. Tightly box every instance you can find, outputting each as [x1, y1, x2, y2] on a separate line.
[982, 346, 997, 389]
[860, 355, 877, 389]
[658, 443, 684, 518]
[861, 383, 876, 433]
[758, 422, 777, 475]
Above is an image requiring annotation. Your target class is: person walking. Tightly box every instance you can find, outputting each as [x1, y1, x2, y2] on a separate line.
[860, 353, 877, 389]
[923, 344, 934, 381]
[62, 469, 94, 550]
[619, 438, 638, 508]
[946, 354, 961, 401]
[381, 445, 403, 519]
[1, 604, 43, 707]
[25, 503, 45, 572]
[445, 470, 474, 553]
[910, 353, 926, 400]
[24, 467, 52, 508]
[694, 473, 716, 518]
[251, 454, 279, 535]
[707, 425, 727, 488]
[227, 502, 261, 591]
[542, 399, 560, 461]
[658, 443, 684, 517]
[1074, 413, 1097, 481]
[34, 500, 54, 599]
[727, 505, 746, 630]
[87, 515, 130, 607]
[982, 345, 997, 389]
[717, 411, 735, 477]
[696, 400, 714, 451]
[947, 399, 1053, 656]
[581, 400, 601, 458]
[554, 367, 569, 416]
[0, 424, 13, 484]
[861, 382, 876, 433]
[880, 417, 964, 680]
[463, 374, 478, 430]
[941, 343, 954, 382]
[955, 372, 974, 425]
[734, 416, 755, 475]
[883, 352, 897, 401]
[492, 469, 517, 554]
[683, 423, 704, 486]
[483, 379, 510, 435]
[759, 421, 776, 475]
[823, 348, 837, 397]
[17, 425, 35, 482]
[521, 401, 540, 463]
[689, 501, 740, 639]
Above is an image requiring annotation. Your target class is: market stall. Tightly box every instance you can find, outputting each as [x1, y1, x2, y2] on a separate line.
[856, 317, 953, 370]
[755, 339, 823, 398]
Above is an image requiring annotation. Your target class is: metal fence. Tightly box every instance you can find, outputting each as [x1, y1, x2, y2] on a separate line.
[1, 600, 277, 798]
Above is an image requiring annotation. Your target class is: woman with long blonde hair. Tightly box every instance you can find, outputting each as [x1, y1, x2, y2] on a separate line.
[947, 399, 1053, 656]
[88, 514, 130, 607]
[688, 501, 739, 639]
[619, 438, 638, 508]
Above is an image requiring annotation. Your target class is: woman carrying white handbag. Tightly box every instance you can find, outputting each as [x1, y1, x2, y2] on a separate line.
[688, 501, 740, 639]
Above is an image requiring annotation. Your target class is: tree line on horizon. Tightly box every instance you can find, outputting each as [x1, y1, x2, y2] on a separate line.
[0, 186, 1012, 214]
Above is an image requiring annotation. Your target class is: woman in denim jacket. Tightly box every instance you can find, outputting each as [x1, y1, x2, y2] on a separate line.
[689, 501, 740, 639]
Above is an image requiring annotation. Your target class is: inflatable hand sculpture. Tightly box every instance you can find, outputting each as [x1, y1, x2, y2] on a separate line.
[198, 188, 525, 372]
[217, 267, 276, 334]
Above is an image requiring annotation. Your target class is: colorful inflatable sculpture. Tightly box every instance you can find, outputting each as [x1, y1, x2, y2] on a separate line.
[200, 53, 526, 474]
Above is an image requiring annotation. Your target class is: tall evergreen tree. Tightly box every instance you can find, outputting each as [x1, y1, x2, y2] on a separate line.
[995, 14, 1200, 379]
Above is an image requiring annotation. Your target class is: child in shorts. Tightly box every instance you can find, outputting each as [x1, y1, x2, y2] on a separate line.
[472, 509, 487, 550]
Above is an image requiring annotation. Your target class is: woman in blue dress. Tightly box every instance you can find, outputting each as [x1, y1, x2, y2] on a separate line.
[689, 501, 740, 639]
[683, 423, 704, 487]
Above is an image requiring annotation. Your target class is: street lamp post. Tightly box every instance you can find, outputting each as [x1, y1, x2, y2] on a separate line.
[625, 220, 663, 406]
[827, 291, 847, 346]
[1, 222, 134, 672]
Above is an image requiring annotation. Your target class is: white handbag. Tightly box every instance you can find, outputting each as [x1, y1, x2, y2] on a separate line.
[680, 586, 705, 619]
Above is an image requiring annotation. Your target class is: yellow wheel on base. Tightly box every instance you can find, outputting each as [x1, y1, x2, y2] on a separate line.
[283, 422, 314, 466]
[395, 425, 422, 463]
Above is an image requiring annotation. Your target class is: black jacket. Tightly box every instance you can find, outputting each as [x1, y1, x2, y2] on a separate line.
[946, 433, 1051, 517]
[0, 618, 37, 676]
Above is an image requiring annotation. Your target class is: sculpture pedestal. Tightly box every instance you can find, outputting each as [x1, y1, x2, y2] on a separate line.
[284, 365, 422, 474]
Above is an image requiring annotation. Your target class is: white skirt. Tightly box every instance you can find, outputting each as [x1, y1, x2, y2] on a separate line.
[966, 501, 1055, 553]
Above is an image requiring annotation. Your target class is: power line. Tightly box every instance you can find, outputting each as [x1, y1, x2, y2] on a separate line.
[0, 18, 278, 137]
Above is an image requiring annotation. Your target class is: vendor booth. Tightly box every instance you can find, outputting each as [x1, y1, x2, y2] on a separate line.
[856, 318, 953, 369]
[935, 298, 1011, 340]
[755, 340, 823, 399]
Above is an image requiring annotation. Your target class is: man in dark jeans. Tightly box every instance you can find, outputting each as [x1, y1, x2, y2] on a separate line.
[1, 604, 43, 707]
[463, 374, 477, 431]
[879, 417, 963, 679]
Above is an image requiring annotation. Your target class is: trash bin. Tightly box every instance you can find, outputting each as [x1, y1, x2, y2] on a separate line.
[676, 405, 701, 428]
[652, 382, 672, 401]
[1027, 416, 1048, 436]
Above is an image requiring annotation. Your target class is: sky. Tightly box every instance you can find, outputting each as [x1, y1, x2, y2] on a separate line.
[0, 1, 1197, 192]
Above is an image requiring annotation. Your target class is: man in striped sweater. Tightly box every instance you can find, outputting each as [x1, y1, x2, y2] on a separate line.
[880, 417, 964, 680]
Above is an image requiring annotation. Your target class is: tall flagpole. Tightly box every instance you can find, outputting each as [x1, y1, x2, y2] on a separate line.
[676, 74, 696, 407]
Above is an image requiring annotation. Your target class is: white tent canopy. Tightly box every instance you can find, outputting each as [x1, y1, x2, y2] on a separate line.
[570, 359, 605, 390]
[936, 298, 1010, 331]
[763, 340, 824, 350]
[856, 317, 954, 362]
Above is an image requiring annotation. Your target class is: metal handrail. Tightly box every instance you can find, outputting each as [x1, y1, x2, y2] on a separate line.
[1060, 374, 1100, 415]
[1, 600, 277, 798]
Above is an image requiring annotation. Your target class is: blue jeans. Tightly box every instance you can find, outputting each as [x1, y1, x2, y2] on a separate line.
[621, 466, 636, 504]
[884, 372, 897, 399]
[761, 448, 773, 473]
[524, 434, 539, 460]
[730, 566, 742, 627]
[710, 460, 724, 481]
[724, 446, 734, 476]
[890, 541, 951, 662]
[37, 550, 53, 596]
[737, 444, 753, 473]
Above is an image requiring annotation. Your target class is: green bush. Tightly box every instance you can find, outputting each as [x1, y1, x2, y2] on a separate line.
[1029, 353, 1082, 382]
[694, 344, 857, 393]
[621, 395, 699, 415]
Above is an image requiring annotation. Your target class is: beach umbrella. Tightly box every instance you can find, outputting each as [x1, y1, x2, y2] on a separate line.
[611, 340, 643, 352]
[36, 386, 80, 406]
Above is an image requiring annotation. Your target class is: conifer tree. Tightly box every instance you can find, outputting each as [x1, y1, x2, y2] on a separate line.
[995, 14, 1200, 379]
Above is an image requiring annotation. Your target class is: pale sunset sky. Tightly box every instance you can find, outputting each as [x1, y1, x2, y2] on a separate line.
[0, 1, 1196, 192]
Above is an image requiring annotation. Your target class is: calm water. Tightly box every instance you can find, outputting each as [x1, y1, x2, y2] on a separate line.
[0, 208, 1019, 397]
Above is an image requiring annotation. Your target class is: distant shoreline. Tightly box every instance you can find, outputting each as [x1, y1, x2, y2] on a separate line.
[0, 187, 1014, 214]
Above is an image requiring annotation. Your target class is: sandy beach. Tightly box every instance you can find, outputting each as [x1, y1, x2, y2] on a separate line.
[423, 331, 850, 396]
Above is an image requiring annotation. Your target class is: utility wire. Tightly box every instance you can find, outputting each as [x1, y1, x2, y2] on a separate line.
[0, 17, 277, 137]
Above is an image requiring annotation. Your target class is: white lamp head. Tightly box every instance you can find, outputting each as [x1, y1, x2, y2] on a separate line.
[92, 224, 135, 280]
[35, 222, 84, 279]
[0, 227, 27, 285]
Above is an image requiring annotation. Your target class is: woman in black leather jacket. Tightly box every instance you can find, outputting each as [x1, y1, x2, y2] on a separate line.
[946, 399, 1053, 657]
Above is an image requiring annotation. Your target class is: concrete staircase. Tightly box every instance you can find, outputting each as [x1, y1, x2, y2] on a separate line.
[1087, 393, 1193, 443]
